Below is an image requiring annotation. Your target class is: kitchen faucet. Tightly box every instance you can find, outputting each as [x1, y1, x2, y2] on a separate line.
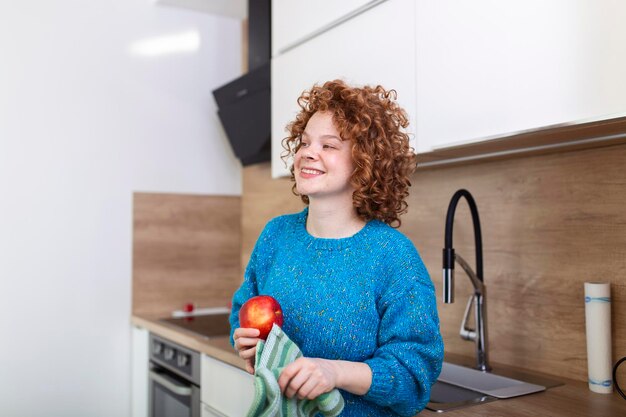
[443, 189, 491, 372]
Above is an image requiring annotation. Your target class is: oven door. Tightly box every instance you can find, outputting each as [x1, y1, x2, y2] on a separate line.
[149, 366, 200, 417]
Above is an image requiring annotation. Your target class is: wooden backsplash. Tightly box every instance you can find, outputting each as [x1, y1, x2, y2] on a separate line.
[132, 192, 241, 318]
[242, 143, 626, 382]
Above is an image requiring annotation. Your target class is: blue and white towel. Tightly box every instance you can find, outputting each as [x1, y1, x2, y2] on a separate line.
[246, 324, 344, 417]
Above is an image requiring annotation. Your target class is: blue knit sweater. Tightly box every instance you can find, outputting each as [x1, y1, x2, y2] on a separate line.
[229, 208, 443, 416]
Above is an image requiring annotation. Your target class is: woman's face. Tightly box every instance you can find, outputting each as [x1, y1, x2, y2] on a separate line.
[294, 111, 354, 203]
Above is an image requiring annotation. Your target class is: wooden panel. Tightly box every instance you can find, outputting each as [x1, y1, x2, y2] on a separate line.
[241, 144, 626, 382]
[404, 143, 626, 382]
[241, 163, 304, 276]
[132, 193, 241, 317]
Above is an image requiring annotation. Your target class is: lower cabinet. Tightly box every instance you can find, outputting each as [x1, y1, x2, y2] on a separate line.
[201, 354, 255, 417]
[131, 325, 149, 417]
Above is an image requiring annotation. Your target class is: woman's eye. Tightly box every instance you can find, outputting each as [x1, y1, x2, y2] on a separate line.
[300, 142, 309, 148]
[323, 144, 336, 149]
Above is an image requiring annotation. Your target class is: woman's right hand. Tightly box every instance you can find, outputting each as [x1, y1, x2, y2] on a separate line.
[233, 327, 261, 374]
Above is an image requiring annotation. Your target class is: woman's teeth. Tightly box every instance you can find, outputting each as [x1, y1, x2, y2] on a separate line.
[302, 168, 324, 175]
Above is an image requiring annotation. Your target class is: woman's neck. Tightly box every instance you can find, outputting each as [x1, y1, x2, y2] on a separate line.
[306, 199, 366, 239]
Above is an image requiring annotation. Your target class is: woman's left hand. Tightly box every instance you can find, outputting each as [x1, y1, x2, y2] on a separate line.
[278, 357, 338, 400]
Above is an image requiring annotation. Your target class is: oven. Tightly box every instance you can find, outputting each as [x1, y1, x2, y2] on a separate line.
[149, 334, 201, 417]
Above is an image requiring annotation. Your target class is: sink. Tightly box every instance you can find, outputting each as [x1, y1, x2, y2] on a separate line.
[426, 361, 563, 413]
[438, 362, 546, 398]
[427, 380, 497, 412]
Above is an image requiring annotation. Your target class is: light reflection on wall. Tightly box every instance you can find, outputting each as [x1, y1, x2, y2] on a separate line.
[128, 30, 200, 57]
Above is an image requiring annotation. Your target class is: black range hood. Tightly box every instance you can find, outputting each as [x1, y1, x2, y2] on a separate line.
[212, 0, 271, 166]
[213, 62, 270, 166]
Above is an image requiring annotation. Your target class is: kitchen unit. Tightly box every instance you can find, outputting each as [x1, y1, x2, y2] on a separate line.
[133, 316, 254, 417]
[132, 314, 626, 416]
[270, 0, 626, 176]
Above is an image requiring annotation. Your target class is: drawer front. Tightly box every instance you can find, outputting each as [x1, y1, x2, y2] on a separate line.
[201, 355, 255, 416]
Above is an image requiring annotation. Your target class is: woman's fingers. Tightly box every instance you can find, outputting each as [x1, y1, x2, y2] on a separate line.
[244, 359, 255, 374]
[282, 365, 310, 398]
[234, 328, 261, 373]
[234, 327, 261, 339]
[295, 376, 323, 400]
[278, 358, 336, 399]
[233, 327, 260, 351]
[239, 346, 256, 360]
[234, 336, 259, 351]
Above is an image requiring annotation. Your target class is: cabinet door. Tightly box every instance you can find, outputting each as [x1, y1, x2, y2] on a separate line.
[271, 0, 416, 178]
[201, 354, 255, 416]
[272, 0, 377, 56]
[414, 0, 626, 153]
[131, 326, 149, 417]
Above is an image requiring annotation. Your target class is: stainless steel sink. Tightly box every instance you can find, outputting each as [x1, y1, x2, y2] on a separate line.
[426, 361, 563, 413]
[427, 380, 497, 413]
[438, 362, 546, 398]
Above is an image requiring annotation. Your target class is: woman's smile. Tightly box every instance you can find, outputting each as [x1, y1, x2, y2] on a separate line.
[294, 111, 354, 201]
[299, 167, 326, 178]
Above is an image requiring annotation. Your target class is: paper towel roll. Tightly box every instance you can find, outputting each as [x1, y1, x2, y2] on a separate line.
[584, 282, 613, 394]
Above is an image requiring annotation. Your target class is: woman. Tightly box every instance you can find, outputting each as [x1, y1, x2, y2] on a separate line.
[229, 80, 443, 416]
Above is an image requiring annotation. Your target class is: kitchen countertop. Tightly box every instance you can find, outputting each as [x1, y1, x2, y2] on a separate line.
[132, 314, 626, 416]
[423, 354, 626, 417]
[132, 314, 246, 371]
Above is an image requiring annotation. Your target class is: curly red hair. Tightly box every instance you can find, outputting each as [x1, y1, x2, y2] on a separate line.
[281, 79, 417, 227]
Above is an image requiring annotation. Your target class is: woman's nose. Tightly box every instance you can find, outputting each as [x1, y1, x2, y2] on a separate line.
[302, 147, 317, 160]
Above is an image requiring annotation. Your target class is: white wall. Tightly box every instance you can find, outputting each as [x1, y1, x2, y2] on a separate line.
[0, 1, 242, 416]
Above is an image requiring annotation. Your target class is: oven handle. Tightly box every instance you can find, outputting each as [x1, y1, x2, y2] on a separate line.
[149, 370, 192, 396]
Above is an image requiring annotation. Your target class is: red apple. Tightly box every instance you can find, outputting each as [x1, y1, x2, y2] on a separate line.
[239, 295, 283, 340]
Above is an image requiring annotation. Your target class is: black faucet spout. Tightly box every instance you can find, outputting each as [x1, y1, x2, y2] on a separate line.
[442, 189, 490, 372]
[443, 189, 484, 303]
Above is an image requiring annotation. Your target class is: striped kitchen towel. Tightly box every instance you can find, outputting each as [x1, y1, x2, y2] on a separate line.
[246, 324, 344, 417]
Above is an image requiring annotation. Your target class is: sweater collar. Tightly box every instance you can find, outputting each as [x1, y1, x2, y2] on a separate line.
[296, 207, 374, 250]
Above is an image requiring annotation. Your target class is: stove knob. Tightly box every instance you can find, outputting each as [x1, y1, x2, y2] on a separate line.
[177, 353, 189, 367]
[153, 342, 163, 355]
[164, 347, 175, 360]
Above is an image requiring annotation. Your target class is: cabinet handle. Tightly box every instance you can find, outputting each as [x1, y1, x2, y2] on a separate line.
[149, 370, 192, 396]
[278, 0, 388, 55]
[202, 403, 228, 417]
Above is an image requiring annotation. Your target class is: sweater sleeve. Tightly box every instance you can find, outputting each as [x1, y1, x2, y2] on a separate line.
[228, 250, 258, 347]
[363, 246, 444, 416]
[228, 219, 276, 347]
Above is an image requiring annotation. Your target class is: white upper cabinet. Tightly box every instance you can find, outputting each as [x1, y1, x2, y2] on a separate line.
[271, 0, 416, 177]
[414, 0, 626, 153]
[271, 0, 626, 174]
[272, 0, 379, 56]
